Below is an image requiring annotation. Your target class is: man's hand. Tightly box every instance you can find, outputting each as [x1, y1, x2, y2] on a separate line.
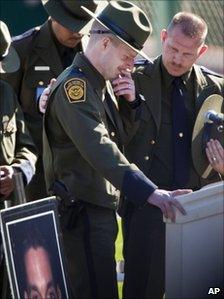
[206, 139, 224, 175]
[39, 78, 56, 114]
[112, 69, 135, 102]
[147, 189, 192, 222]
[0, 165, 15, 198]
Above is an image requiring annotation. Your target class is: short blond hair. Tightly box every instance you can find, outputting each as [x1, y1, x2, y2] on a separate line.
[167, 12, 208, 44]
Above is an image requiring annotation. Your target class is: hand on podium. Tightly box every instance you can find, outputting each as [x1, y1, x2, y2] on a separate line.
[147, 189, 192, 222]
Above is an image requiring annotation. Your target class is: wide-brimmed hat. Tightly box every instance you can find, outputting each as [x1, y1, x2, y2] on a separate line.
[192, 94, 224, 178]
[41, 0, 97, 32]
[82, 0, 152, 60]
[0, 21, 20, 73]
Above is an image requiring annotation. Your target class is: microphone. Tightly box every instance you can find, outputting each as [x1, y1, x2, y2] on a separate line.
[204, 110, 224, 125]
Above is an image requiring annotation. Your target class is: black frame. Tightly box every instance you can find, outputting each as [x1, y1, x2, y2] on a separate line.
[0, 196, 69, 299]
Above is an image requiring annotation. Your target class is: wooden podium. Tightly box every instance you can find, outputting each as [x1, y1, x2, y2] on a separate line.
[164, 181, 224, 299]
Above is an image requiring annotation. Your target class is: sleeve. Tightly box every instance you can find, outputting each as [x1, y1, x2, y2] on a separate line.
[12, 95, 37, 185]
[53, 83, 157, 206]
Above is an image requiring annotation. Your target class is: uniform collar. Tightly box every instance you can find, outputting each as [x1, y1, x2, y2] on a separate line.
[161, 60, 173, 88]
[181, 68, 193, 85]
[73, 52, 106, 91]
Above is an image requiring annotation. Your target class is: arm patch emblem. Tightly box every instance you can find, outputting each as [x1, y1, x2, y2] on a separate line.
[64, 78, 86, 103]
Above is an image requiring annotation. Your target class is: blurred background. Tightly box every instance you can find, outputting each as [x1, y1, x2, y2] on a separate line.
[1, 0, 223, 74]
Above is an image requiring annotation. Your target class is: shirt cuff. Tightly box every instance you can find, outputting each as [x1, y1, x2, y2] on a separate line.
[122, 170, 157, 207]
[128, 93, 142, 109]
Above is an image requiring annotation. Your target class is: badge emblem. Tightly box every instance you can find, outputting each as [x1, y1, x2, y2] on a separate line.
[64, 78, 86, 103]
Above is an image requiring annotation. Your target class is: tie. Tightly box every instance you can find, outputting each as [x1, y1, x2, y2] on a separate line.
[172, 77, 191, 188]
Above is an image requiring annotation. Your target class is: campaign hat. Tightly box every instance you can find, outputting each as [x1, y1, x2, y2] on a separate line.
[41, 0, 97, 31]
[82, 0, 152, 60]
[192, 94, 224, 178]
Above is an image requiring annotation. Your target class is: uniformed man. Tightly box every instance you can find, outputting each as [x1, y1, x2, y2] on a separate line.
[43, 2, 191, 299]
[0, 20, 37, 299]
[122, 12, 224, 299]
[1, 0, 97, 201]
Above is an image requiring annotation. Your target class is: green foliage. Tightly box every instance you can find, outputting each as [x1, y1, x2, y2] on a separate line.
[115, 217, 123, 261]
[118, 282, 123, 299]
[116, 218, 124, 299]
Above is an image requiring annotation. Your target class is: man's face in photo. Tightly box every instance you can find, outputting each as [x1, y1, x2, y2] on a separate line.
[24, 246, 61, 299]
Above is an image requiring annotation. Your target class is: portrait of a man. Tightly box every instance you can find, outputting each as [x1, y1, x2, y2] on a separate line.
[0, 197, 69, 299]
[18, 226, 62, 299]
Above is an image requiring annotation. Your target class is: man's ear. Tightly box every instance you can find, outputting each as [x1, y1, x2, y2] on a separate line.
[198, 44, 208, 57]
[101, 36, 111, 50]
[161, 29, 168, 43]
[56, 285, 62, 299]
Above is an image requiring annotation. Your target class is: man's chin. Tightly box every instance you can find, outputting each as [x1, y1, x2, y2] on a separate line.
[66, 39, 82, 48]
[168, 67, 184, 77]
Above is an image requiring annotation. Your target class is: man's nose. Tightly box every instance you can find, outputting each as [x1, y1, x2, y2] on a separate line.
[173, 53, 182, 65]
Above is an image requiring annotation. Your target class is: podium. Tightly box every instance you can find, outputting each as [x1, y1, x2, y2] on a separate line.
[164, 181, 224, 299]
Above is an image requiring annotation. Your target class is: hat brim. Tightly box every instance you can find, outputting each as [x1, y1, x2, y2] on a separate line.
[0, 46, 20, 73]
[81, 5, 151, 61]
[43, 0, 91, 32]
[192, 94, 224, 178]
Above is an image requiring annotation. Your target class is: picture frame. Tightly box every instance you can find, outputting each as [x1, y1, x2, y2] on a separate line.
[0, 196, 69, 299]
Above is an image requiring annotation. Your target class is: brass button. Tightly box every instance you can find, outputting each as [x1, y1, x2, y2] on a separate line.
[144, 156, 150, 161]
[111, 132, 115, 137]
[179, 132, 184, 138]
[150, 139, 155, 145]
[38, 81, 44, 86]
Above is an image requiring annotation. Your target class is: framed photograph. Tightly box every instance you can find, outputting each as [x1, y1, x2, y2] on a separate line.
[0, 197, 69, 299]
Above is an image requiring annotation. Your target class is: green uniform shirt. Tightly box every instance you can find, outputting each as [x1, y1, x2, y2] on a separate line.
[129, 56, 224, 190]
[43, 53, 157, 210]
[149, 61, 200, 189]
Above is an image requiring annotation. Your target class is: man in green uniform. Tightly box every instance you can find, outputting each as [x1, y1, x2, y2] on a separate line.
[43, 2, 191, 298]
[0, 20, 37, 299]
[2, 0, 97, 201]
[122, 12, 224, 299]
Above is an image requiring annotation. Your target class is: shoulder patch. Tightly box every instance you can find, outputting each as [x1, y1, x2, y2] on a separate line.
[64, 78, 86, 103]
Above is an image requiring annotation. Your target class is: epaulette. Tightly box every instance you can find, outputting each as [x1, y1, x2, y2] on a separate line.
[12, 26, 41, 42]
[67, 66, 86, 78]
[134, 58, 152, 66]
[200, 65, 223, 78]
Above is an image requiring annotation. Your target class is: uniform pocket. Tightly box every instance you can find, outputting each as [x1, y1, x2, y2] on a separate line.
[24, 67, 53, 88]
